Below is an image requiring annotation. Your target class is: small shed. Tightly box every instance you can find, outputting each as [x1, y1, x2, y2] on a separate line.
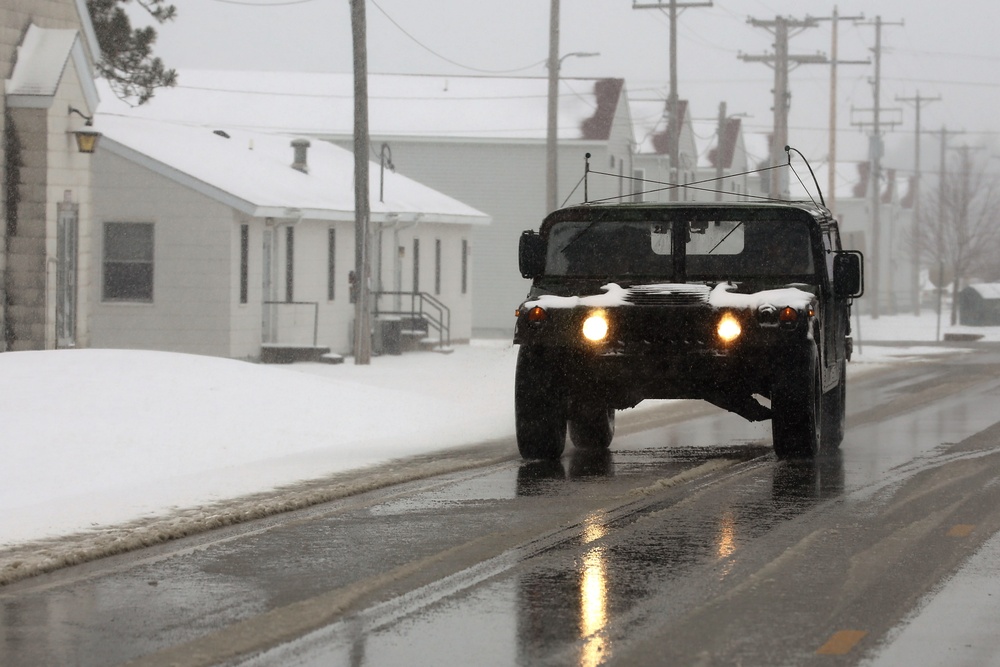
[959, 284, 1000, 325]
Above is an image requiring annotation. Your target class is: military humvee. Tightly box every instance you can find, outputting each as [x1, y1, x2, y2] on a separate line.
[513, 200, 864, 460]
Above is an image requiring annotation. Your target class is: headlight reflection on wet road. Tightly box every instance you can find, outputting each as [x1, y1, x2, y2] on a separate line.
[579, 518, 609, 667]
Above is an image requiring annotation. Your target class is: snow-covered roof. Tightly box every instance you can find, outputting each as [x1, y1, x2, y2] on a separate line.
[5, 24, 99, 111]
[966, 283, 1000, 300]
[96, 71, 622, 142]
[94, 114, 491, 225]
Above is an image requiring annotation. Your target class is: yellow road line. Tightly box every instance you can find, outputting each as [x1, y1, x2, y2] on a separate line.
[947, 524, 975, 537]
[817, 630, 868, 655]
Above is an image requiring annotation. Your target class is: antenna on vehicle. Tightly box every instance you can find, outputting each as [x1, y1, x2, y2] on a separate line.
[584, 153, 591, 203]
[785, 145, 825, 208]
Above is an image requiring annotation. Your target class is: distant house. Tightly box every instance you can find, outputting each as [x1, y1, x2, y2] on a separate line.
[818, 161, 916, 315]
[97, 71, 637, 337]
[2, 1, 101, 352]
[631, 99, 753, 202]
[960, 284, 1000, 326]
[89, 115, 489, 359]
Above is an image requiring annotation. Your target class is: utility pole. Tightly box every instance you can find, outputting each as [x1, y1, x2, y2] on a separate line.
[947, 142, 983, 325]
[740, 16, 826, 199]
[932, 126, 965, 225]
[633, 0, 713, 200]
[921, 126, 965, 327]
[351, 0, 372, 364]
[545, 1, 598, 212]
[816, 7, 867, 215]
[897, 92, 941, 315]
[715, 101, 727, 201]
[546, 0, 560, 213]
[853, 15, 903, 319]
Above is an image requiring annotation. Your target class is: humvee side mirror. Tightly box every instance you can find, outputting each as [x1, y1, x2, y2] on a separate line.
[519, 230, 546, 279]
[833, 251, 864, 299]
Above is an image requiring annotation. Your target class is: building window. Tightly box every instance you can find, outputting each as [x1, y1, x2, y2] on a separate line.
[413, 238, 420, 293]
[461, 239, 468, 295]
[103, 222, 153, 302]
[240, 224, 249, 304]
[434, 239, 442, 295]
[327, 228, 336, 301]
[285, 226, 294, 302]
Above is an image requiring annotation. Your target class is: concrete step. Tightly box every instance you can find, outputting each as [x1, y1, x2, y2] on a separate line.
[260, 344, 331, 364]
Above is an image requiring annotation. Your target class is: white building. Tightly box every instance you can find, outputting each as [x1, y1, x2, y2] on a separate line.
[88, 114, 489, 359]
[3, 3, 101, 352]
[631, 98, 754, 202]
[96, 71, 636, 338]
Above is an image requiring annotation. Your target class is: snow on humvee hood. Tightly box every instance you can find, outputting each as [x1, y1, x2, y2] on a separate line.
[525, 282, 815, 311]
[706, 283, 815, 310]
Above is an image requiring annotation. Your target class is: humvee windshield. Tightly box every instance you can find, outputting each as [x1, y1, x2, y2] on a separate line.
[545, 217, 814, 280]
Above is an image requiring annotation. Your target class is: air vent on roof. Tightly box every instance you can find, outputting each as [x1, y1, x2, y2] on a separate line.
[213, 130, 230, 138]
[291, 138, 310, 173]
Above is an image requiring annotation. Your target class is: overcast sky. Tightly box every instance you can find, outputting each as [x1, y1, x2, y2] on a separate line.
[135, 0, 1000, 172]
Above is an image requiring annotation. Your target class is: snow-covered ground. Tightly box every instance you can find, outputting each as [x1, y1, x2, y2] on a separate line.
[0, 310, 996, 584]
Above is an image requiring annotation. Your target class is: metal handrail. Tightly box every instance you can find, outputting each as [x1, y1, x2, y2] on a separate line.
[373, 291, 451, 348]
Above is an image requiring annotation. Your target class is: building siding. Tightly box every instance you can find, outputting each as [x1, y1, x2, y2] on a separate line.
[331, 137, 615, 337]
[2, 0, 95, 351]
[90, 150, 234, 356]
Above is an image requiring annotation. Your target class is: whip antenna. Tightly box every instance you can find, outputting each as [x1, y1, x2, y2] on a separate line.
[785, 145, 825, 207]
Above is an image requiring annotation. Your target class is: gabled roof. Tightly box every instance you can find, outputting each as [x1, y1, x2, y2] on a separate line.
[5, 24, 99, 111]
[71, 0, 102, 66]
[966, 283, 1000, 299]
[96, 71, 625, 142]
[631, 98, 705, 163]
[94, 114, 490, 225]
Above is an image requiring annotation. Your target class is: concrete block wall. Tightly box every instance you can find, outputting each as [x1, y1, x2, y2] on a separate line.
[5, 107, 47, 350]
[2, 1, 93, 351]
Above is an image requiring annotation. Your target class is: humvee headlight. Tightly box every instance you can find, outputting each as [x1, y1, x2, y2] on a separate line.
[582, 312, 609, 342]
[717, 312, 742, 343]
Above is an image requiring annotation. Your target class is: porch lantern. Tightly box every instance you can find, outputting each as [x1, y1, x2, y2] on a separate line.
[68, 106, 101, 154]
[73, 129, 100, 154]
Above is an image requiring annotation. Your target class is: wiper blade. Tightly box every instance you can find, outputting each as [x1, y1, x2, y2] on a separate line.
[707, 221, 743, 254]
[561, 220, 600, 255]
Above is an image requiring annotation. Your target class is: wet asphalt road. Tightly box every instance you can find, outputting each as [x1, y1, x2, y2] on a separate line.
[3, 347, 1000, 667]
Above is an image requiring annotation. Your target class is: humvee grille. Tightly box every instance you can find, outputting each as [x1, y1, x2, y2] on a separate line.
[624, 284, 711, 306]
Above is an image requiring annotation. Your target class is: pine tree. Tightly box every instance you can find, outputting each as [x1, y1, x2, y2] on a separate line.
[87, 0, 178, 105]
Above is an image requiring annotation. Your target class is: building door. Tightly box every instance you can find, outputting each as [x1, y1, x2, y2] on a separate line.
[55, 202, 78, 348]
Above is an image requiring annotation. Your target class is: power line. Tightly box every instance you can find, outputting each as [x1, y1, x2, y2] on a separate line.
[893, 48, 1000, 62]
[208, 0, 318, 5]
[368, 0, 547, 74]
[172, 83, 573, 101]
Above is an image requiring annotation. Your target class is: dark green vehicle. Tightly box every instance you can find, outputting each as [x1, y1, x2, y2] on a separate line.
[513, 201, 864, 461]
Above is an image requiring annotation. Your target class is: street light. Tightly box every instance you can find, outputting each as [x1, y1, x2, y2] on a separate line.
[546, 49, 599, 213]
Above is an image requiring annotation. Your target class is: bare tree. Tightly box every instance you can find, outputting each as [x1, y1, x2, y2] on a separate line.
[912, 147, 1000, 324]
